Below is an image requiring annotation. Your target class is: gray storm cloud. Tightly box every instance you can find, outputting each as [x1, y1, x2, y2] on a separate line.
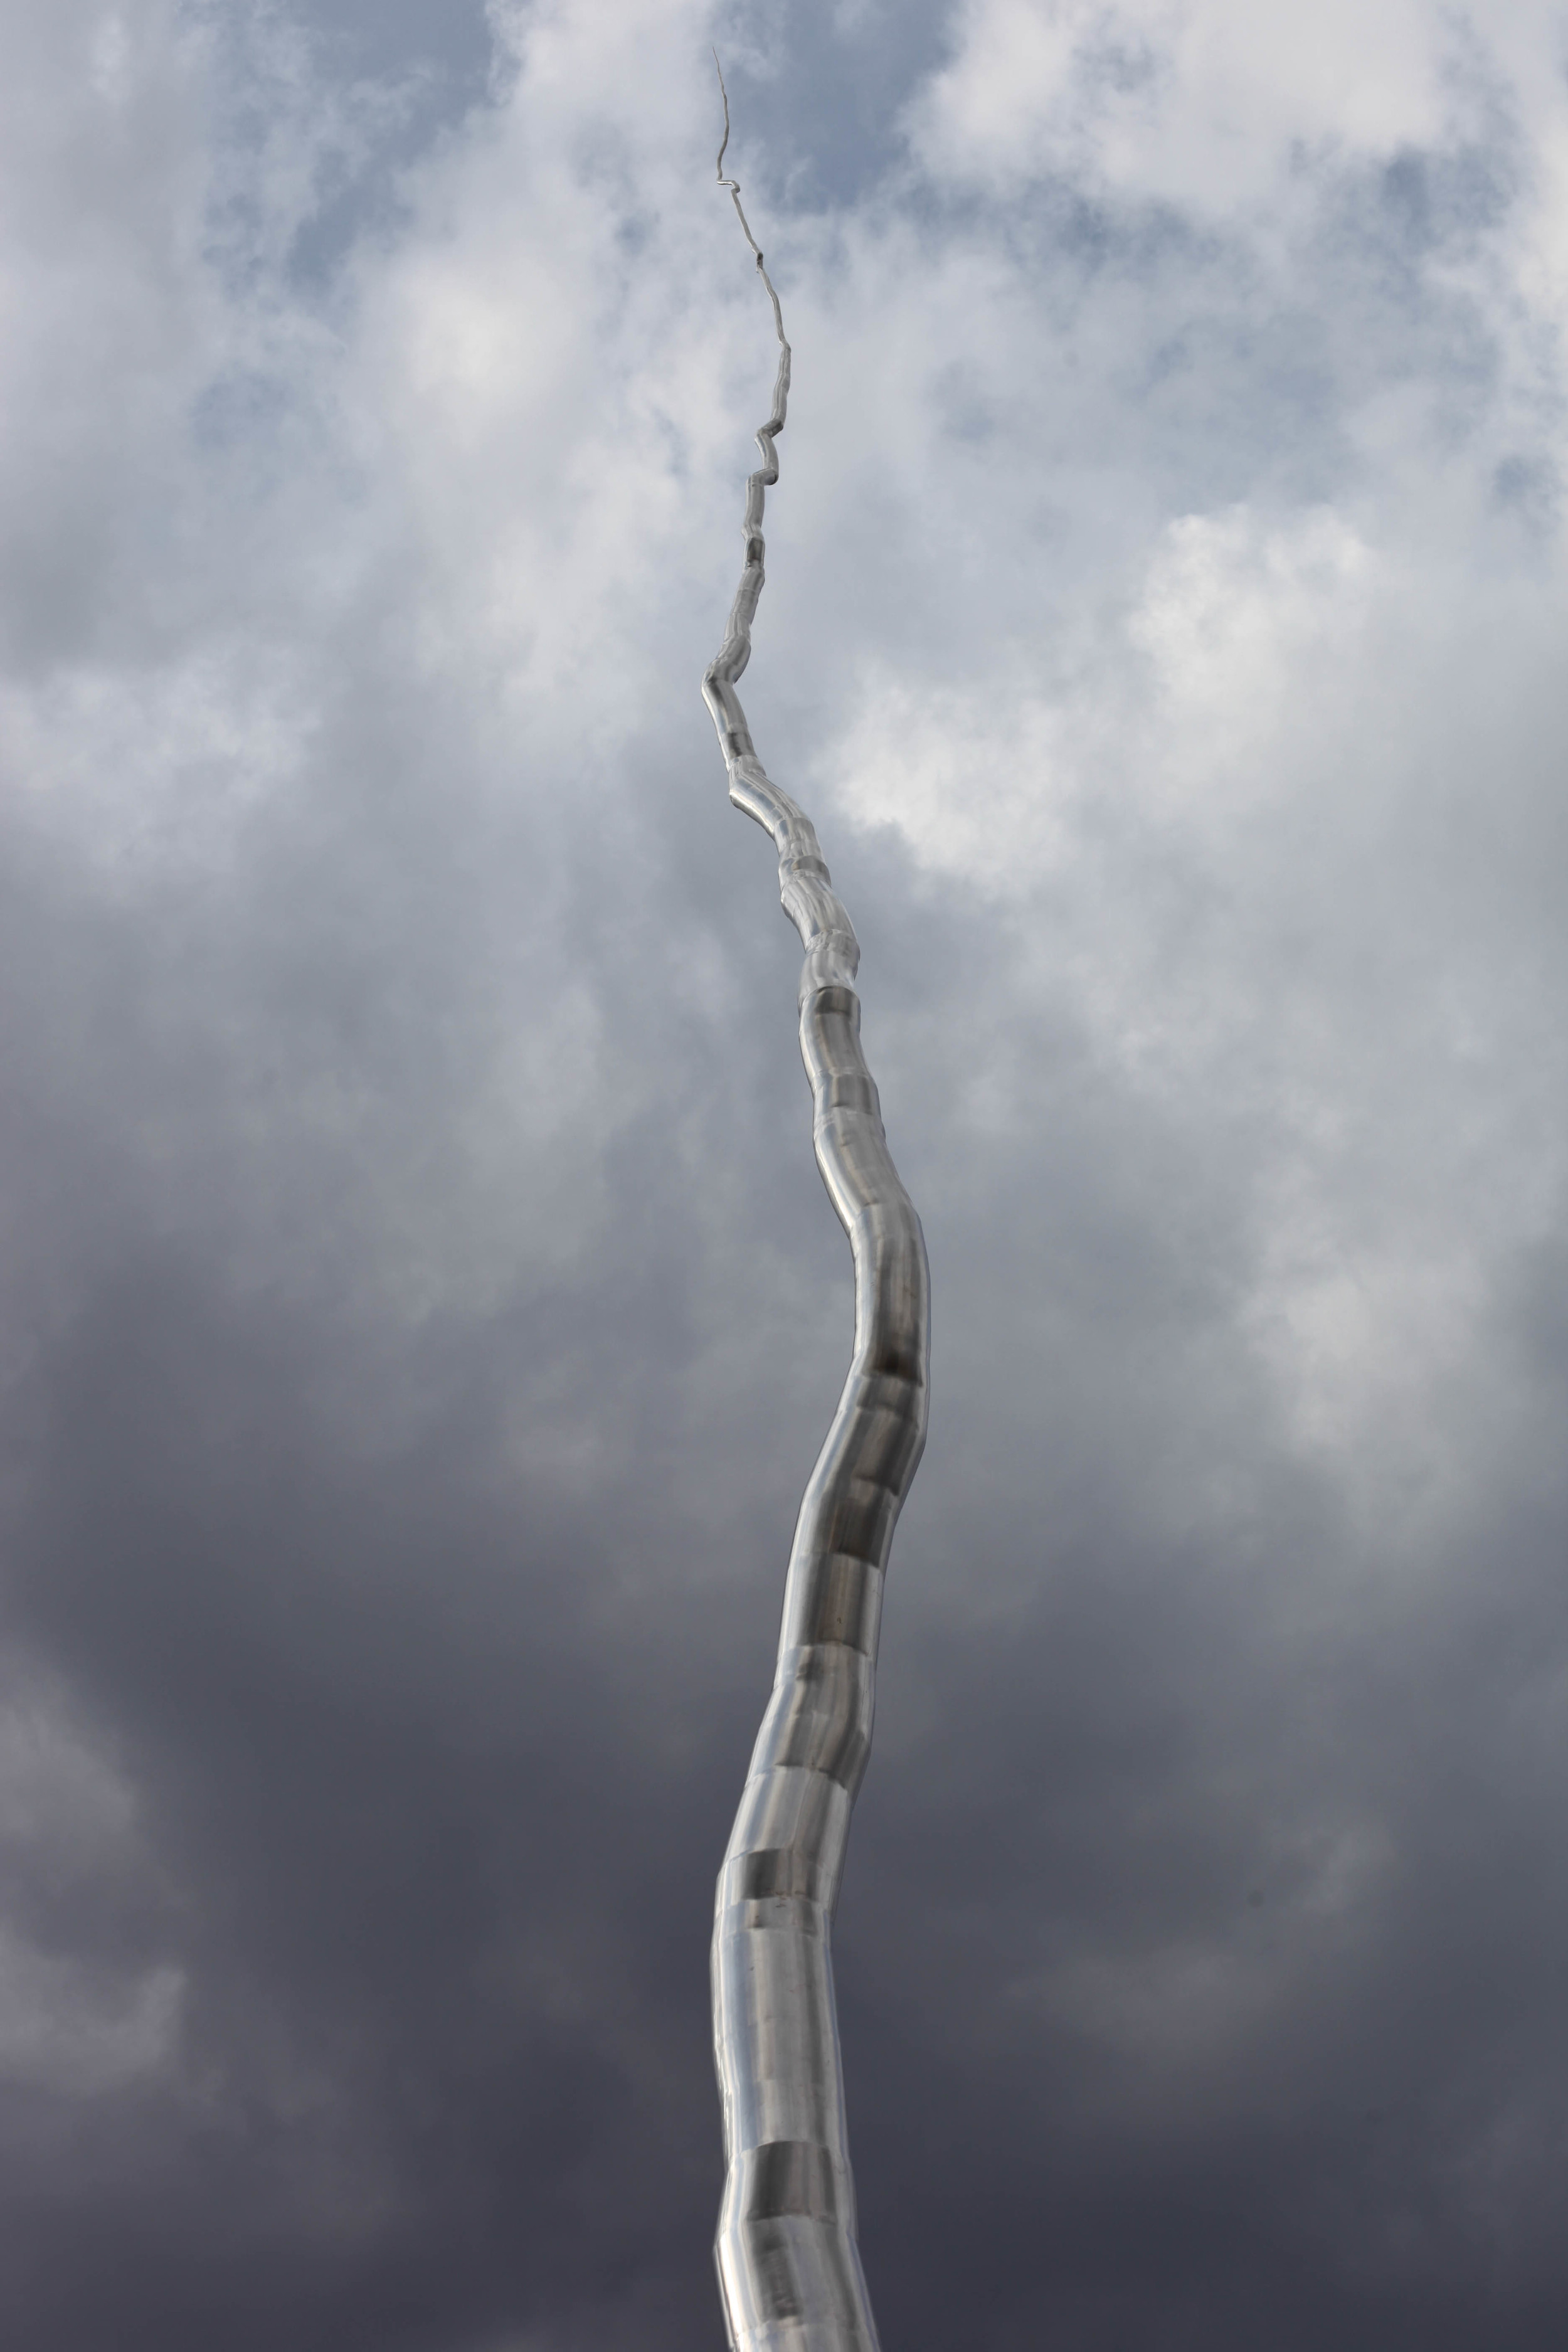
[3, 2, 1568, 2348]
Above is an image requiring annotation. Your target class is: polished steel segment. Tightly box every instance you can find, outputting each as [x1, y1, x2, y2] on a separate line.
[703, 66, 932, 2352]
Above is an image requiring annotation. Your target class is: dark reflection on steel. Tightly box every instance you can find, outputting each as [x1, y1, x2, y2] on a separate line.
[702, 65, 931, 2352]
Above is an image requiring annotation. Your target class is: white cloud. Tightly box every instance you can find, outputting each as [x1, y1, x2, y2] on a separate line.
[910, 0, 1508, 213]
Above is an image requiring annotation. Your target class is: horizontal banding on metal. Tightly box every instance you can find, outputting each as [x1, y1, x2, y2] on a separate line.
[780, 1553, 884, 1653]
[734, 2141, 848, 2222]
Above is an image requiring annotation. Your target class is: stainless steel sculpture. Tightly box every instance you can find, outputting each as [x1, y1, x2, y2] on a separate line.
[702, 75, 932, 2352]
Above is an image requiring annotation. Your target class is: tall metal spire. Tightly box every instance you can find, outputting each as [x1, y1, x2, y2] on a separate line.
[702, 64, 933, 2352]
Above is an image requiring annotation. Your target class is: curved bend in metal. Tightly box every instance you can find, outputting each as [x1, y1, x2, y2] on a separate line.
[702, 70, 931, 2352]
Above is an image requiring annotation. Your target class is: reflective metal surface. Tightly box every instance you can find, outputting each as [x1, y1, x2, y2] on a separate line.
[702, 74, 932, 2352]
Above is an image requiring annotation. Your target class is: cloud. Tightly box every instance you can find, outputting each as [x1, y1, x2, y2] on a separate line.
[0, 1934, 183, 2097]
[911, 0, 1488, 212]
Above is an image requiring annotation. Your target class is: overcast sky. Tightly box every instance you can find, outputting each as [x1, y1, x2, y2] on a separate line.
[4, 2, 1568, 2346]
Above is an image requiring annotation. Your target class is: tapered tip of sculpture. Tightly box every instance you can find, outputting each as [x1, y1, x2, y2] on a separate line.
[714, 51, 732, 184]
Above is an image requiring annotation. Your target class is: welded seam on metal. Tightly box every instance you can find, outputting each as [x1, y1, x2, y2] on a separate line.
[702, 61, 932, 2352]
